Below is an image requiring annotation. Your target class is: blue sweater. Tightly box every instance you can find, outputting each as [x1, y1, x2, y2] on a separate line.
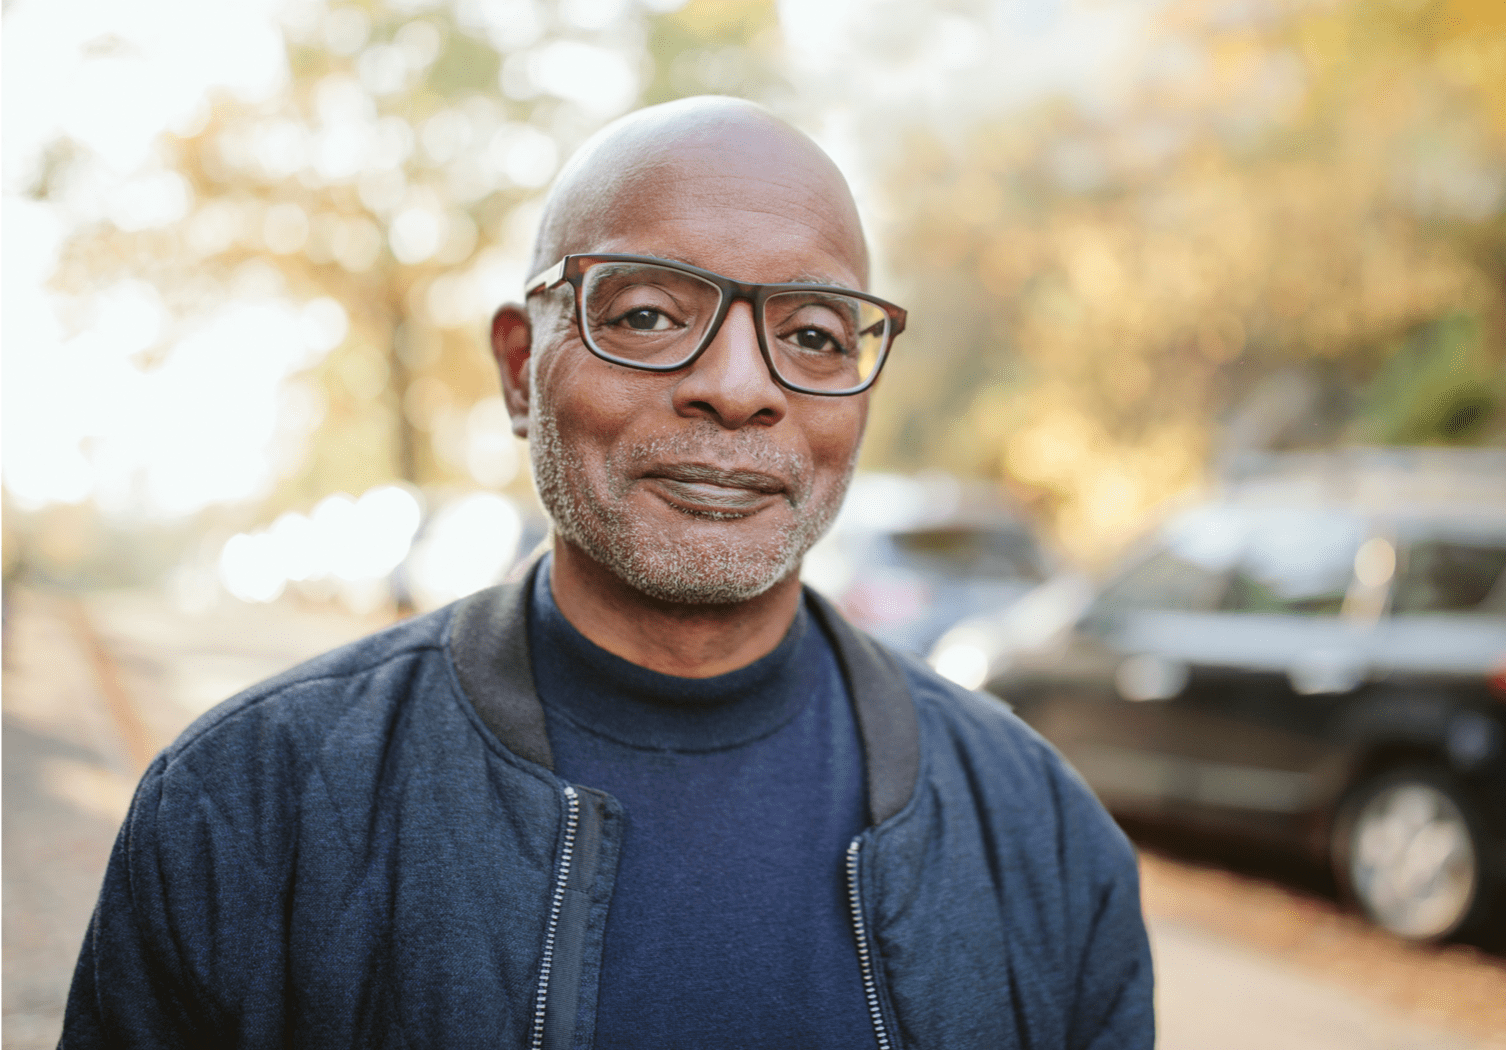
[528, 564, 872, 1046]
[61, 572, 1154, 1048]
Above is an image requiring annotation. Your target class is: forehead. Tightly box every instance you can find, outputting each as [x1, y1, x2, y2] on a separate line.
[554, 132, 869, 289]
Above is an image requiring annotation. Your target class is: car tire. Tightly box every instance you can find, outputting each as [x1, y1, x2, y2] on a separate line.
[1331, 767, 1496, 942]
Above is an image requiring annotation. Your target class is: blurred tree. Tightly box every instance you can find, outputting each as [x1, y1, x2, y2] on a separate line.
[40, 0, 780, 534]
[52, 1, 528, 513]
[861, 0, 1506, 558]
[642, 0, 784, 106]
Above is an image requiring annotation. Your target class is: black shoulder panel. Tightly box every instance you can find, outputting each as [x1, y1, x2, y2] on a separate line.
[805, 588, 921, 826]
[448, 564, 555, 771]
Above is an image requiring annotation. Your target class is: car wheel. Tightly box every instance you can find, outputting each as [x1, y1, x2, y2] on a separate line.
[1332, 768, 1491, 942]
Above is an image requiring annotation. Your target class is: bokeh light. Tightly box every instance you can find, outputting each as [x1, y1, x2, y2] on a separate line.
[217, 483, 426, 610]
[405, 491, 523, 610]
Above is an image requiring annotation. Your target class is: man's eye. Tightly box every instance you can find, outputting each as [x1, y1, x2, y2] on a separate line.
[619, 308, 672, 331]
[793, 327, 841, 353]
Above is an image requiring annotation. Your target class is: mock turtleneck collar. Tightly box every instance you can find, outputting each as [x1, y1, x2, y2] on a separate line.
[527, 557, 814, 752]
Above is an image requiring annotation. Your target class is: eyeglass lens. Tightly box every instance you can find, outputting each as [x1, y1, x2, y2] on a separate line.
[579, 261, 889, 392]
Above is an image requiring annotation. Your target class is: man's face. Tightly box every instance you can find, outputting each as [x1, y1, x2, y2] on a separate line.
[526, 155, 871, 604]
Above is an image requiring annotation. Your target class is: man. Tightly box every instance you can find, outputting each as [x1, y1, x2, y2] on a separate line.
[63, 97, 1152, 1048]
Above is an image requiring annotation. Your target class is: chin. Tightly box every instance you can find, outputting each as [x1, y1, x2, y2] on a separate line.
[536, 448, 845, 607]
[582, 513, 802, 605]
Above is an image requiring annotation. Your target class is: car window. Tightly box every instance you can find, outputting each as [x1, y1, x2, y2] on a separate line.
[1392, 539, 1506, 615]
[1221, 509, 1365, 616]
[889, 527, 1046, 582]
[1093, 548, 1227, 614]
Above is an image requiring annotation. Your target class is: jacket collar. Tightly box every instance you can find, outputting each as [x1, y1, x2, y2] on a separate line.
[447, 559, 919, 826]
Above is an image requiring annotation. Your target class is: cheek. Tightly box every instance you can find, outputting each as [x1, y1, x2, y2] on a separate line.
[535, 346, 666, 453]
[804, 397, 869, 473]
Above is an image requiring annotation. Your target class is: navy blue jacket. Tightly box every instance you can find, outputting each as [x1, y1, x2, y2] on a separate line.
[62, 572, 1153, 1049]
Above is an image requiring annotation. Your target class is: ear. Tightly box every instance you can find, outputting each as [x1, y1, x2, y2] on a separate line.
[491, 303, 533, 438]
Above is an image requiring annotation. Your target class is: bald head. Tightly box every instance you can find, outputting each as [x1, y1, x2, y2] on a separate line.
[529, 97, 869, 287]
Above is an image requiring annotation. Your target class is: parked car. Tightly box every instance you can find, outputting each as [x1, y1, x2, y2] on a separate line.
[803, 473, 1051, 654]
[933, 498, 1506, 942]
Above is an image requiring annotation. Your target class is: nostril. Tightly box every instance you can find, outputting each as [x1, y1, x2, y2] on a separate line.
[681, 398, 780, 428]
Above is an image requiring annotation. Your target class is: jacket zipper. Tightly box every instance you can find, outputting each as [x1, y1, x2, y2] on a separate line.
[531, 785, 580, 1050]
[846, 838, 893, 1050]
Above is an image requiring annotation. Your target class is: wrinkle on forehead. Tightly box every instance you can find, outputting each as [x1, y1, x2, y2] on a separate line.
[531, 97, 869, 286]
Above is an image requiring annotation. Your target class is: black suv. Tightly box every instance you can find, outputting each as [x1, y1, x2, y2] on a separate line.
[943, 499, 1506, 942]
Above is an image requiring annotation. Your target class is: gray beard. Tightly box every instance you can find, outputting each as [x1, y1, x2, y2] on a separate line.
[529, 395, 852, 605]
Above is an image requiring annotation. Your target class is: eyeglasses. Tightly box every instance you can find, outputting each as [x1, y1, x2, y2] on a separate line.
[524, 254, 906, 396]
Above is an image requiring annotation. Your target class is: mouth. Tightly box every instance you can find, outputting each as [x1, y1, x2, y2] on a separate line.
[640, 463, 788, 517]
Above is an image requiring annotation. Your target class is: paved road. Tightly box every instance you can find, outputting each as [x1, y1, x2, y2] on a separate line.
[4, 586, 1501, 1048]
[1153, 919, 1488, 1050]
[3, 588, 380, 1048]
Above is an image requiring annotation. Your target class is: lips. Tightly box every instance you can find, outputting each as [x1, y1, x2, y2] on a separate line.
[641, 463, 787, 515]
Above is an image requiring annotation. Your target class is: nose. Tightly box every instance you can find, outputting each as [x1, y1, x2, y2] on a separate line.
[671, 300, 788, 429]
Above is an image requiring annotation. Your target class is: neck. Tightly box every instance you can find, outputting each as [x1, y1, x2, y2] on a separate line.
[547, 538, 803, 678]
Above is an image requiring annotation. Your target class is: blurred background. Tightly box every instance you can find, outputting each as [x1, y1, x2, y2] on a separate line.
[4, 0, 1505, 1047]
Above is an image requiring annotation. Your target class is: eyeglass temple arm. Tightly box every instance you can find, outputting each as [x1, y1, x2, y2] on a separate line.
[523, 259, 568, 297]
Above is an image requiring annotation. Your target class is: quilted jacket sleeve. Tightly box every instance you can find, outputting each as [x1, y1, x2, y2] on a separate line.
[1050, 756, 1155, 1050]
[61, 758, 208, 1049]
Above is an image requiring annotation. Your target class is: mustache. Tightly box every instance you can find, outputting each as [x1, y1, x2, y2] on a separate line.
[614, 426, 812, 501]
[645, 462, 787, 493]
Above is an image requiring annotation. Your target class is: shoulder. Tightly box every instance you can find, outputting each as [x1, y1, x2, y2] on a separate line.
[893, 646, 1135, 859]
[117, 602, 493, 901]
[877, 650, 1154, 1048]
[896, 647, 1062, 782]
[152, 603, 464, 786]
